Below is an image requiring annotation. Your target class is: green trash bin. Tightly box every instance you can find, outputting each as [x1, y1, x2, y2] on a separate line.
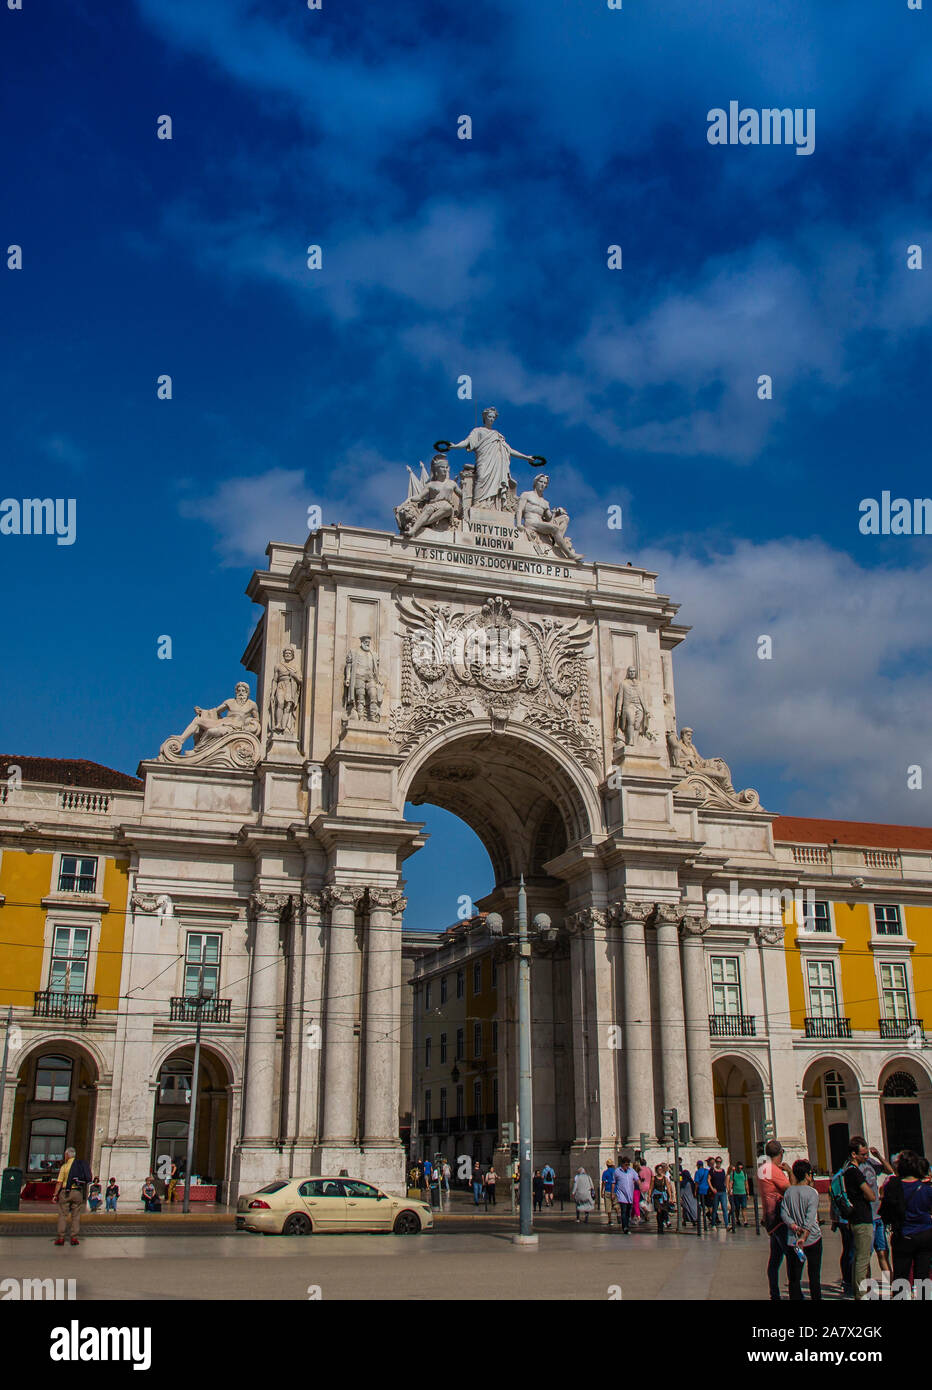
[0, 1168, 23, 1212]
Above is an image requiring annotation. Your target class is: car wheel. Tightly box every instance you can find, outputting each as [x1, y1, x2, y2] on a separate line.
[282, 1212, 313, 1236]
[393, 1210, 421, 1235]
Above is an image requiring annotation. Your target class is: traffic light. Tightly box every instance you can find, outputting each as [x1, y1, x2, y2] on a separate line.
[678, 1121, 691, 1146]
[510, 1142, 519, 1161]
[762, 1117, 775, 1139]
[661, 1108, 677, 1144]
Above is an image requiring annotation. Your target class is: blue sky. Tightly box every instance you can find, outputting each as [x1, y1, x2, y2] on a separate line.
[3, 1, 931, 930]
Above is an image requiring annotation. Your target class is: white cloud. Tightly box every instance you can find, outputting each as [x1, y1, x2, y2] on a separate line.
[644, 538, 932, 823]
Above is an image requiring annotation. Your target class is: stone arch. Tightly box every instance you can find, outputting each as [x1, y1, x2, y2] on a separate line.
[401, 719, 602, 886]
[801, 1055, 864, 1172]
[712, 1051, 769, 1163]
[878, 1055, 931, 1157]
[150, 1043, 235, 1196]
[8, 1037, 102, 1180]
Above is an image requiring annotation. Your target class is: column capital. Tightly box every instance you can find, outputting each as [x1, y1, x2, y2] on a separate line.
[296, 891, 323, 918]
[250, 891, 289, 917]
[650, 902, 682, 927]
[565, 906, 607, 934]
[679, 911, 711, 937]
[610, 899, 653, 925]
[322, 884, 366, 911]
[368, 888, 407, 913]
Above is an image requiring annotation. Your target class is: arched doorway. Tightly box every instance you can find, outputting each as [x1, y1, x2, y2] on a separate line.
[8, 1042, 100, 1185]
[712, 1055, 766, 1163]
[880, 1062, 928, 1157]
[802, 1058, 863, 1173]
[151, 1046, 232, 1198]
[403, 723, 599, 1172]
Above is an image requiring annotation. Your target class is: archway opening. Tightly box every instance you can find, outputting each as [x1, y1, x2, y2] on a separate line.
[712, 1056, 766, 1164]
[151, 1046, 232, 1198]
[401, 727, 596, 1171]
[802, 1058, 862, 1173]
[880, 1064, 926, 1157]
[9, 1043, 100, 1193]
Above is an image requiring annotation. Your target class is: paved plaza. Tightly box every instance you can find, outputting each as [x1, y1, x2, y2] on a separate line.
[0, 1220, 854, 1302]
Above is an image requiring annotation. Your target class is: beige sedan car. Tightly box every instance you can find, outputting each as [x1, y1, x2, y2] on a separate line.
[236, 1176, 433, 1236]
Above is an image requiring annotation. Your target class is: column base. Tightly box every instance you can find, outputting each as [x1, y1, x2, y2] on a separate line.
[98, 1141, 152, 1191]
[317, 1144, 406, 1195]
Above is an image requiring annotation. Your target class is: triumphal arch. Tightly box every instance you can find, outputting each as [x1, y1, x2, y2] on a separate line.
[126, 410, 799, 1197]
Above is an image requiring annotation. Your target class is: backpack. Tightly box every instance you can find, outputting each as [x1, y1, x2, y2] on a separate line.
[830, 1165, 854, 1222]
[66, 1159, 93, 1194]
[878, 1176, 906, 1230]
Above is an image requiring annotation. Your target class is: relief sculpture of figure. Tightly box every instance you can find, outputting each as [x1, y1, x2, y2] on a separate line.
[614, 666, 650, 745]
[344, 635, 383, 721]
[177, 682, 260, 748]
[516, 474, 583, 561]
[269, 646, 302, 737]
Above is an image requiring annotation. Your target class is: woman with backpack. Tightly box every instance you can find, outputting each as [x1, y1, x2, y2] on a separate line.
[881, 1149, 932, 1284]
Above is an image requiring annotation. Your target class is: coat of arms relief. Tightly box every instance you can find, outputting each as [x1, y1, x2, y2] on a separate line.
[390, 594, 601, 773]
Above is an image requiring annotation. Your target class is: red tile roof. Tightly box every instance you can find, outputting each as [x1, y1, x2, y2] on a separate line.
[0, 756, 143, 792]
[772, 815, 932, 852]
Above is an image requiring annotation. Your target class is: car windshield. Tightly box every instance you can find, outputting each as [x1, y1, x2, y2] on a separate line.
[254, 1181, 290, 1194]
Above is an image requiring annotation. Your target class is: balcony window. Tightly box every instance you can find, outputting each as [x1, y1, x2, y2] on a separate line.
[473, 1081, 482, 1116]
[456, 1028, 464, 1061]
[440, 976, 448, 1004]
[710, 956, 741, 1015]
[34, 1054, 73, 1102]
[880, 962, 911, 1020]
[874, 905, 902, 936]
[455, 1085, 464, 1120]
[440, 1087, 447, 1121]
[439, 1032, 447, 1063]
[806, 960, 839, 1018]
[49, 926, 90, 994]
[473, 962, 482, 994]
[456, 970, 465, 1000]
[184, 933, 221, 996]
[58, 855, 97, 894]
[474, 1022, 482, 1058]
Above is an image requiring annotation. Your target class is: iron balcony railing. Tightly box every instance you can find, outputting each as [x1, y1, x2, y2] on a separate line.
[709, 1014, 757, 1038]
[804, 1016, 852, 1039]
[169, 996, 231, 1024]
[879, 1018, 924, 1041]
[34, 990, 98, 1026]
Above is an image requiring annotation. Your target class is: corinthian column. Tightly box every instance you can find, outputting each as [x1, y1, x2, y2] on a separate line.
[652, 903, 689, 1121]
[363, 889, 406, 1147]
[680, 912, 718, 1145]
[321, 885, 365, 1145]
[243, 892, 287, 1144]
[616, 900, 656, 1144]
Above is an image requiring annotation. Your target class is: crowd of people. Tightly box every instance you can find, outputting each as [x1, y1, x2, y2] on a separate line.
[759, 1135, 932, 1301]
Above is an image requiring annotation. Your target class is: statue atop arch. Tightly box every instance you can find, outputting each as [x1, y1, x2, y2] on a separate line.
[441, 406, 542, 511]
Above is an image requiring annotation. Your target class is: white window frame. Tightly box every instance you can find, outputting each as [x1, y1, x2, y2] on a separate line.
[183, 931, 222, 997]
[709, 955, 742, 1016]
[55, 852, 100, 896]
[873, 904, 903, 937]
[473, 1021, 482, 1057]
[805, 958, 840, 1018]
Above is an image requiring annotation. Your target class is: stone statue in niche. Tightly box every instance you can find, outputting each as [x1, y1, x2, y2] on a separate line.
[344, 635, 383, 721]
[269, 646, 302, 737]
[614, 666, 651, 746]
